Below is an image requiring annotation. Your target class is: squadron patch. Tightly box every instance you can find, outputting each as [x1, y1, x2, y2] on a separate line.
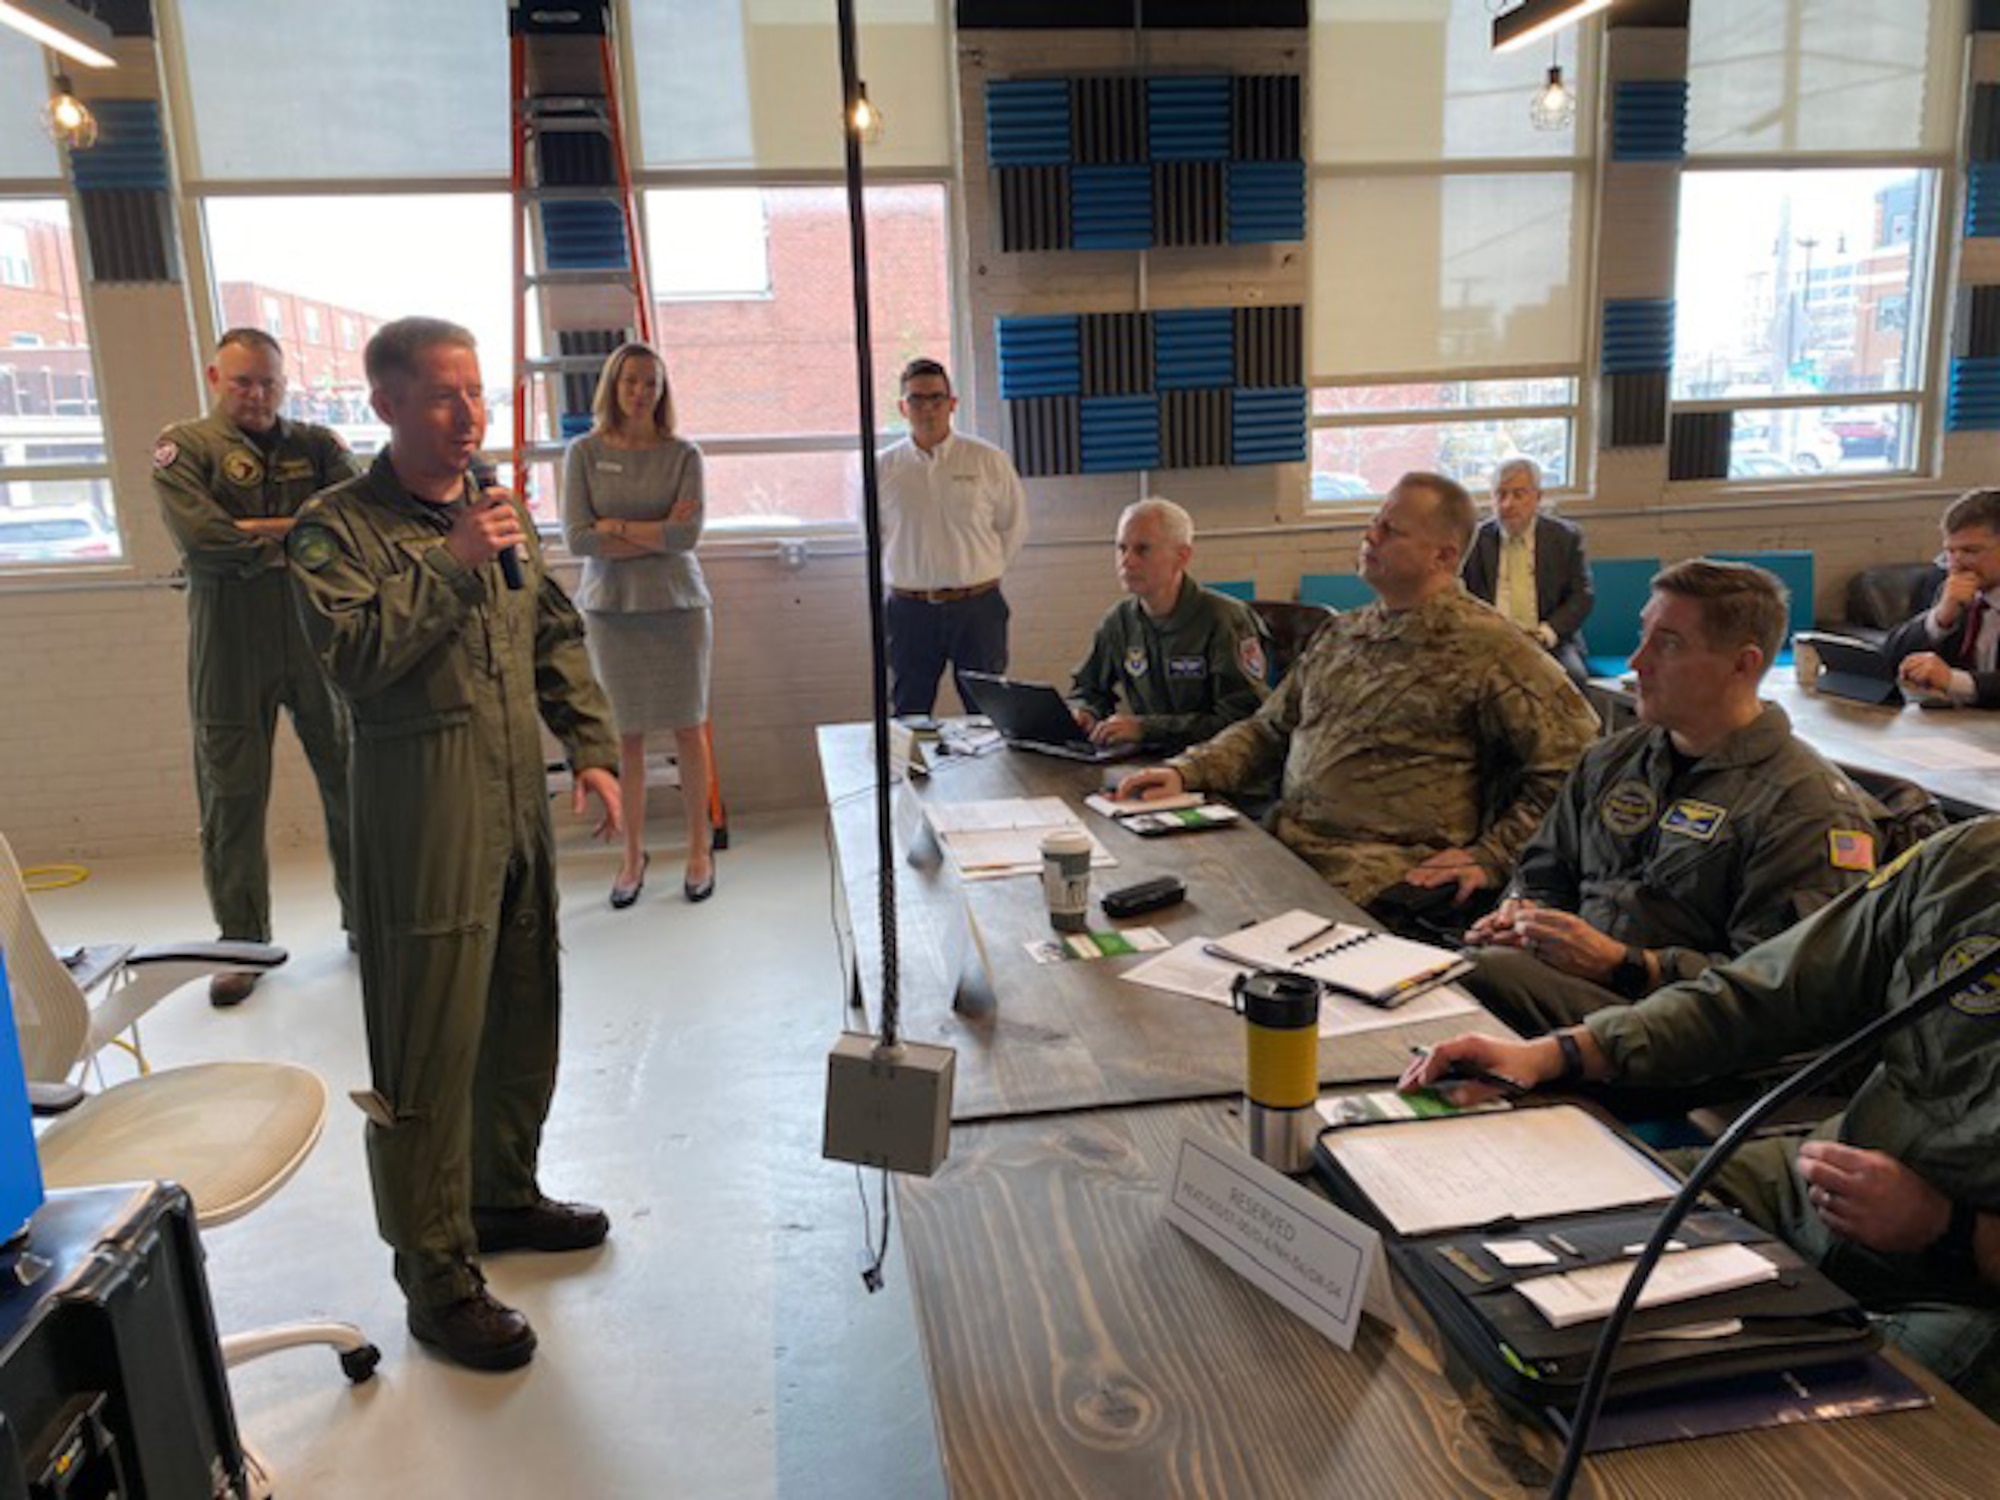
[1828, 828, 1876, 872]
[1124, 646, 1148, 678]
[1598, 780, 1658, 837]
[222, 449, 265, 487]
[1659, 799, 1728, 842]
[1939, 937, 2000, 1018]
[1238, 635, 1267, 683]
[288, 524, 337, 572]
[152, 438, 178, 468]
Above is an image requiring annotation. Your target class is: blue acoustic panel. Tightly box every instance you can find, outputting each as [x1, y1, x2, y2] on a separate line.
[1080, 395, 1162, 473]
[1601, 299, 1675, 375]
[540, 199, 631, 270]
[1583, 557, 1662, 678]
[1299, 573, 1375, 611]
[559, 413, 593, 440]
[1231, 386, 1307, 465]
[1147, 76, 1231, 161]
[1210, 578, 1255, 601]
[996, 315, 1081, 399]
[69, 99, 169, 192]
[1948, 355, 2000, 429]
[1612, 80, 1689, 163]
[1071, 164, 1153, 249]
[1712, 550, 1814, 646]
[1968, 164, 2000, 238]
[1226, 161, 1305, 243]
[1153, 308, 1236, 390]
[987, 79, 1073, 167]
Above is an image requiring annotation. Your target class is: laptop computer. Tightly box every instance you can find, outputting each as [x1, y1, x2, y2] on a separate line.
[957, 673, 1139, 762]
[1798, 632, 1902, 706]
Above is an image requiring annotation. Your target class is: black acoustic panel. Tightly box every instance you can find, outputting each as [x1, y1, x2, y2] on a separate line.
[996, 166, 1070, 252]
[1667, 410, 1731, 480]
[1074, 76, 1147, 164]
[1160, 387, 1232, 468]
[1961, 286, 2000, 359]
[1602, 370, 1669, 448]
[537, 130, 614, 186]
[959, 1, 1307, 26]
[1010, 395, 1081, 477]
[79, 189, 176, 283]
[1079, 312, 1154, 397]
[557, 328, 626, 415]
[1153, 161, 1225, 247]
[1233, 305, 1302, 388]
[1231, 75, 1301, 161]
[1975, 85, 2000, 163]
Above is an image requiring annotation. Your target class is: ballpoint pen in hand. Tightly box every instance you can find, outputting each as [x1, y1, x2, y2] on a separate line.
[1407, 1045, 1528, 1096]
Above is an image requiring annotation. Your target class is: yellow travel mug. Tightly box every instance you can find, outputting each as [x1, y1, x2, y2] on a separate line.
[1233, 969, 1320, 1173]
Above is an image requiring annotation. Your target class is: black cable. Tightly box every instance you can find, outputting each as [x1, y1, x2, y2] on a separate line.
[1549, 941, 2000, 1496]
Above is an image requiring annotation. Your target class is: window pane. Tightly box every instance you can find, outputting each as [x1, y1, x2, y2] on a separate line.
[630, 0, 950, 172]
[1673, 170, 1931, 401]
[202, 194, 513, 453]
[0, 28, 59, 180]
[1687, 0, 1960, 159]
[1312, 416, 1572, 499]
[177, 1, 507, 180]
[702, 449, 859, 529]
[1727, 403, 1913, 478]
[1313, 0, 1591, 163]
[1313, 377, 1575, 415]
[1312, 173, 1586, 379]
[0, 477, 119, 564]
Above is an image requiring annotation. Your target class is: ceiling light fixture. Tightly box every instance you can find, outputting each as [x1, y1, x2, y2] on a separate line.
[1493, 0, 1614, 56]
[848, 81, 884, 145]
[0, 0, 117, 70]
[1530, 59, 1577, 132]
[43, 72, 97, 148]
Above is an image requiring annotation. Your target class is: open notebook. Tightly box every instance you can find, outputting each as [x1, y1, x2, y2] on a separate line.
[1209, 909, 1471, 1008]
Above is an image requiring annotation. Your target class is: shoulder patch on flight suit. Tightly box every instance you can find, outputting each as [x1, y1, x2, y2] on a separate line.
[1599, 779, 1659, 837]
[1238, 635, 1267, 683]
[1124, 646, 1147, 678]
[153, 438, 178, 468]
[288, 524, 338, 572]
[1168, 655, 1207, 678]
[1939, 937, 2000, 1017]
[222, 449, 265, 487]
[1828, 828, 1876, 872]
[1866, 842, 1923, 890]
[1660, 798, 1727, 841]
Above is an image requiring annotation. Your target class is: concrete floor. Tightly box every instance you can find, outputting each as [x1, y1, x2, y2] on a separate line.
[27, 811, 945, 1499]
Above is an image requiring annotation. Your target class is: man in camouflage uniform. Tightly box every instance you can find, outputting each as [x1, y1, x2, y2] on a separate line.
[289, 318, 620, 1373]
[152, 328, 362, 1005]
[1117, 473, 1598, 905]
[1070, 497, 1269, 754]
[1465, 559, 1884, 1034]
[1410, 817, 2000, 1418]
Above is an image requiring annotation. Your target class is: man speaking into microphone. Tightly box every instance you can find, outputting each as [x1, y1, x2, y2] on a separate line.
[288, 316, 622, 1372]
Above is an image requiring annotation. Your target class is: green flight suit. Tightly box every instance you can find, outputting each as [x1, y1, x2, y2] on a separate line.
[152, 411, 362, 942]
[1069, 575, 1270, 753]
[288, 454, 617, 1312]
[1588, 818, 2000, 1414]
[1469, 704, 1884, 1032]
[1168, 585, 1599, 904]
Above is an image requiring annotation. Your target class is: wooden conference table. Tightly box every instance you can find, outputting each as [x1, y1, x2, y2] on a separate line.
[1590, 675, 2000, 818]
[815, 724, 2000, 1497]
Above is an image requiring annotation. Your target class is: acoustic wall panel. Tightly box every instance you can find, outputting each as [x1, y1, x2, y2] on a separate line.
[987, 79, 1073, 167]
[1010, 396, 1082, 477]
[1958, 285, 2000, 359]
[1226, 161, 1307, 243]
[1602, 370, 1669, 449]
[1601, 299, 1676, 375]
[1971, 84, 2000, 163]
[1070, 165, 1153, 250]
[1074, 76, 1147, 164]
[540, 199, 630, 270]
[1153, 308, 1235, 389]
[1231, 387, 1307, 465]
[1080, 395, 1162, 472]
[1231, 74, 1300, 161]
[67, 100, 168, 190]
[69, 99, 176, 283]
[1668, 411, 1732, 480]
[996, 315, 1082, 398]
[1969, 163, 2000, 239]
[1234, 305, 1303, 388]
[997, 166, 1071, 252]
[1160, 388, 1231, 468]
[537, 129, 614, 186]
[1147, 76, 1231, 161]
[1152, 162, 1225, 247]
[1612, 81, 1689, 163]
[1080, 312, 1154, 397]
[1947, 356, 2000, 431]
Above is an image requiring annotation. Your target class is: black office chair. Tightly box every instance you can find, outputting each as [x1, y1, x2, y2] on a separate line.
[1247, 599, 1334, 687]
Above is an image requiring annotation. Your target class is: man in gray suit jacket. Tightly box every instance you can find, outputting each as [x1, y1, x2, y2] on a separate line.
[1885, 489, 2000, 709]
[1461, 456, 1594, 685]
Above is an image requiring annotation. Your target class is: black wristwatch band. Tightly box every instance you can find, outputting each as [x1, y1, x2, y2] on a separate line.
[1930, 1199, 1980, 1274]
[1553, 1030, 1586, 1087]
[1609, 945, 1650, 1000]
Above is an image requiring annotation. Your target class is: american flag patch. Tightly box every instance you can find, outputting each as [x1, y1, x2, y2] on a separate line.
[1829, 829, 1876, 872]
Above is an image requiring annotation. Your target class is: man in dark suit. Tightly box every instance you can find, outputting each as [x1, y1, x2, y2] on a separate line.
[1886, 489, 2000, 709]
[1460, 456, 1594, 685]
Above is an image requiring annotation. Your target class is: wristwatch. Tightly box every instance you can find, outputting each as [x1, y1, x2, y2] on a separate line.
[1609, 945, 1651, 1000]
[1552, 1029, 1586, 1087]
[1930, 1199, 1981, 1275]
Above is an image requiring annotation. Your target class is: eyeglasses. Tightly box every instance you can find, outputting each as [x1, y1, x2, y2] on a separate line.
[903, 392, 952, 407]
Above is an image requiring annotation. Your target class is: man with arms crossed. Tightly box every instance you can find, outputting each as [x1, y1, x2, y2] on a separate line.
[289, 318, 620, 1372]
[153, 328, 362, 1004]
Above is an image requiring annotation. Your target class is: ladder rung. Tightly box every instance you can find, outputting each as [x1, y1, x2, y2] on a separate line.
[522, 96, 609, 117]
[524, 269, 634, 287]
[520, 443, 572, 461]
[521, 185, 622, 203]
[521, 354, 611, 372]
[531, 117, 613, 136]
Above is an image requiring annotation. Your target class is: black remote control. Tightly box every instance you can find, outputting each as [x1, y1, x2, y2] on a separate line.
[1101, 875, 1187, 918]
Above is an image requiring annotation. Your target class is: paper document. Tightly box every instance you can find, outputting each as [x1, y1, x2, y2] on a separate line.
[1318, 1105, 1677, 1235]
[1516, 1243, 1779, 1329]
[1122, 937, 1481, 1038]
[925, 798, 1116, 878]
[1209, 909, 1471, 1006]
[1085, 791, 1206, 818]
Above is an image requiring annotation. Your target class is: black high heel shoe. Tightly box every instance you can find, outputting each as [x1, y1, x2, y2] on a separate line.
[684, 856, 715, 903]
[611, 852, 650, 910]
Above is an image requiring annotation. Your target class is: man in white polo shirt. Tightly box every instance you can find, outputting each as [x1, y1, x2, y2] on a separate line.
[876, 357, 1029, 718]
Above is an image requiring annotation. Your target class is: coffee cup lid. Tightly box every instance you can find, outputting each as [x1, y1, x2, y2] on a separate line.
[1040, 827, 1093, 855]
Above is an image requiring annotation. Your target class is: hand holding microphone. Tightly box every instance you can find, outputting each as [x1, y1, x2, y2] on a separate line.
[449, 459, 524, 589]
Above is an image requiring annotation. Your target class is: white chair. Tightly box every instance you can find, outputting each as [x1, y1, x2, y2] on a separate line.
[0, 832, 286, 1083]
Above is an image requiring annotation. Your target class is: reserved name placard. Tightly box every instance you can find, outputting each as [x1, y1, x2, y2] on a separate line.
[1164, 1133, 1381, 1351]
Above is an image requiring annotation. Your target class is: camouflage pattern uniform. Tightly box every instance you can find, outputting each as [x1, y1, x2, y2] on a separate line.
[288, 454, 617, 1316]
[1469, 705, 1884, 1031]
[1168, 585, 1598, 904]
[152, 411, 362, 942]
[1070, 576, 1270, 752]
[1588, 818, 2000, 1416]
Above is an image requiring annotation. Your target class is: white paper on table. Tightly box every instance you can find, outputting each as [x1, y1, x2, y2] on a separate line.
[1120, 936, 1478, 1038]
[1084, 791, 1206, 818]
[1515, 1243, 1779, 1329]
[925, 796, 1078, 834]
[1484, 1239, 1560, 1269]
[1317, 1105, 1678, 1236]
[1881, 738, 2000, 773]
[1119, 935, 1244, 1004]
[939, 825, 1116, 877]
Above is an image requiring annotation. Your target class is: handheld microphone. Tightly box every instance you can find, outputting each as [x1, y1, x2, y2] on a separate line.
[470, 458, 523, 591]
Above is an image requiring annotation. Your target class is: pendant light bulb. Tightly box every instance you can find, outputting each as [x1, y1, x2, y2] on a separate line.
[43, 74, 97, 149]
[849, 83, 885, 146]
[1529, 62, 1576, 132]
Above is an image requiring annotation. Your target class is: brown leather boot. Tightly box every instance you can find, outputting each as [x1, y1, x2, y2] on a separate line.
[208, 971, 260, 1008]
[406, 1288, 538, 1372]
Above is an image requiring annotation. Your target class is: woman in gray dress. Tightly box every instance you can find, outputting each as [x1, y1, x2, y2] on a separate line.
[562, 342, 716, 905]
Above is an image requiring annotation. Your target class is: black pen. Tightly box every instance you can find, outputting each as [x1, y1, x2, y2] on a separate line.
[1285, 917, 1340, 953]
[1408, 1045, 1527, 1095]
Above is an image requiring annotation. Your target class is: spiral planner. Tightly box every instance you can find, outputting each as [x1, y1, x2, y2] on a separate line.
[1208, 909, 1472, 1008]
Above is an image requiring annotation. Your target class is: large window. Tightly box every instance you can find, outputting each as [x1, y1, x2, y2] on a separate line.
[1673, 0, 1959, 484]
[1307, 1, 1594, 502]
